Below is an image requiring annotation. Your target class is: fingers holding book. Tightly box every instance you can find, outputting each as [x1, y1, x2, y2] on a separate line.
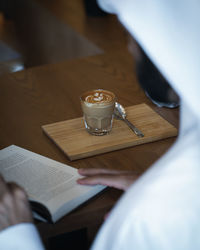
[77, 168, 138, 191]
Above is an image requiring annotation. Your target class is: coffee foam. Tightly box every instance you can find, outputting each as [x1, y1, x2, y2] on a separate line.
[83, 90, 114, 104]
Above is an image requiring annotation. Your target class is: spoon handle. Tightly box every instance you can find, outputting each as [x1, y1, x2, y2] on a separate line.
[124, 118, 144, 137]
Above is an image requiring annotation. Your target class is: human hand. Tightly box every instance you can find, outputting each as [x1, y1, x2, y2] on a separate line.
[77, 168, 138, 191]
[0, 175, 33, 231]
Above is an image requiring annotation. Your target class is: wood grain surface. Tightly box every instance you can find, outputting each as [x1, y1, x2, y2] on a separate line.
[0, 0, 180, 248]
[0, 51, 179, 249]
[42, 103, 177, 160]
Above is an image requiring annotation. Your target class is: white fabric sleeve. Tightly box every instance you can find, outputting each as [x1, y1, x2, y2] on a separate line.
[0, 223, 45, 250]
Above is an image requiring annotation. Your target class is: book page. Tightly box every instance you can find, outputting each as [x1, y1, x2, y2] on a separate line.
[0, 145, 106, 222]
[0, 145, 80, 202]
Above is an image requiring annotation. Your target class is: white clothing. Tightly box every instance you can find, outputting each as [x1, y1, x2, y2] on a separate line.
[98, 0, 200, 122]
[92, 0, 200, 249]
[91, 103, 200, 249]
[0, 223, 44, 250]
[1, 0, 200, 249]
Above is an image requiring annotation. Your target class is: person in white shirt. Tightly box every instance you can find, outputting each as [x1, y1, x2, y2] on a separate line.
[0, 0, 200, 249]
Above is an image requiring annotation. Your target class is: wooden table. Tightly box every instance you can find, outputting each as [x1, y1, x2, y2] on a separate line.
[0, 49, 179, 248]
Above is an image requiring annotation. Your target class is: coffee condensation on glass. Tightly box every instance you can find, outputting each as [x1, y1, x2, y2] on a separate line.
[80, 89, 116, 136]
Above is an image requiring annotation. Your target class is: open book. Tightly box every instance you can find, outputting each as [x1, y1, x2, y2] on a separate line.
[0, 145, 106, 223]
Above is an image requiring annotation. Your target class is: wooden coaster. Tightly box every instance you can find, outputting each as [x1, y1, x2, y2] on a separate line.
[42, 103, 177, 160]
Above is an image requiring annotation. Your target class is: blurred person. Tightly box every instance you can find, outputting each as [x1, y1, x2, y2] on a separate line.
[0, 0, 200, 249]
[0, 176, 44, 250]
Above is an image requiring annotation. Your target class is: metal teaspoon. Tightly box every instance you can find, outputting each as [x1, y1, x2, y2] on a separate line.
[114, 102, 144, 137]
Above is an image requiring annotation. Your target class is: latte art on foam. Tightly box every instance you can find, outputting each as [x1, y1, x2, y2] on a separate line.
[81, 89, 116, 135]
[85, 91, 113, 104]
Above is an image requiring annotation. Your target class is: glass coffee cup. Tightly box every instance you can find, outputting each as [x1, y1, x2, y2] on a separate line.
[80, 89, 116, 135]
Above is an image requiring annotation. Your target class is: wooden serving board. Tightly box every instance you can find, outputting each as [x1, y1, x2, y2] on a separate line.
[42, 103, 177, 160]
